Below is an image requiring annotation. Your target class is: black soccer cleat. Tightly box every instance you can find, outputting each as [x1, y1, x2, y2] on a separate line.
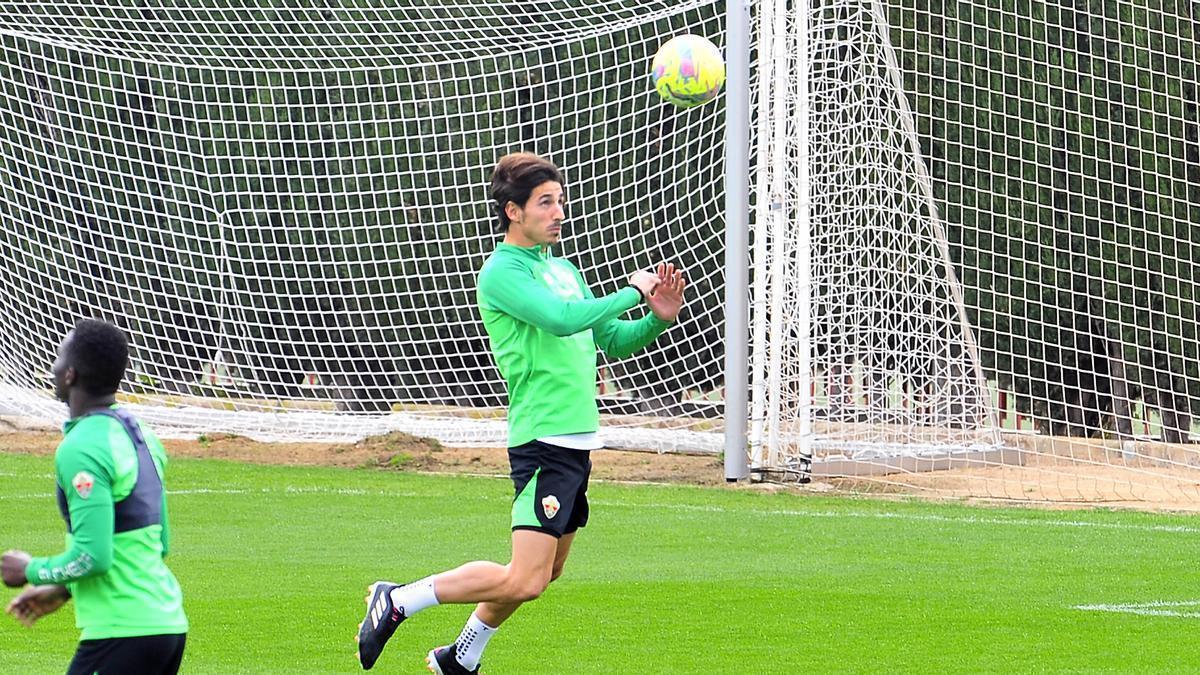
[426, 643, 481, 675]
[356, 581, 406, 670]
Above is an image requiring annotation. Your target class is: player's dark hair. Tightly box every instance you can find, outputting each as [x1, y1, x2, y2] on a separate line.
[67, 319, 129, 396]
[489, 152, 565, 232]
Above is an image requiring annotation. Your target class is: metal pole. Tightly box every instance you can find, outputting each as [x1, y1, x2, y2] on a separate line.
[724, 0, 751, 482]
[795, 0, 813, 466]
[766, 0, 790, 470]
[749, 0, 774, 470]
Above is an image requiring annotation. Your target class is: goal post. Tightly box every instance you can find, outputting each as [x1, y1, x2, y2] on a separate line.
[723, 0, 751, 482]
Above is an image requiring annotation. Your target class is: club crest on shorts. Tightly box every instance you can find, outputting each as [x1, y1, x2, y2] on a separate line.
[72, 471, 95, 499]
[542, 495, 561, 519]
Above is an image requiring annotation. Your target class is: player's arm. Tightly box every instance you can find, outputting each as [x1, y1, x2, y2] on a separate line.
[479, 257, 645, 336]
[587, 284, 673, 359]
[591, 263, 685, 358]
[24, 448, 115, 586]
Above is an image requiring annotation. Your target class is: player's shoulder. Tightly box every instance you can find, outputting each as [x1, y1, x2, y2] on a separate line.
[55, 415, 120, 468]
[479, 246, 534, 286]
[478, 248, 505, 274]
[60, 413, 121, 443]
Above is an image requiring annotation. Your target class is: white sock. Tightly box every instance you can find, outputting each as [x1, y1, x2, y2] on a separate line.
[388, 576, 440, 616]
[454, 612, 497, 670]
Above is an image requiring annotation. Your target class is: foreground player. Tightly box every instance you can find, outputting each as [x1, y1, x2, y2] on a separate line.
[2, 320, 187, 674]
[356, 152, 686, 672]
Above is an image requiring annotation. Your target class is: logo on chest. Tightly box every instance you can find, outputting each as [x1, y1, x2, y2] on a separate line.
[541, 264, 583, 300]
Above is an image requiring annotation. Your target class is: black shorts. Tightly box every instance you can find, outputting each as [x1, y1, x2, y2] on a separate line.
[509, 440, 592, 538]
[67, 632, 186, 675]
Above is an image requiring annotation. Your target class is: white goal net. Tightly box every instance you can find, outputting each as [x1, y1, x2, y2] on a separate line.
[0, 1, 728, 452]
[2, 1, 1199, 506]
[753, 0, 1200, 504]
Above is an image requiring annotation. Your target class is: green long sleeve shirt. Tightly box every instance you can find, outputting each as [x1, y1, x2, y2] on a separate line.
[477, 242, 672, 447]
[26, 408, 187, 640]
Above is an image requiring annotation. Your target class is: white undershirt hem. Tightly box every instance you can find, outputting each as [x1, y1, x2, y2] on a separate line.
[536, 431, 604, 450]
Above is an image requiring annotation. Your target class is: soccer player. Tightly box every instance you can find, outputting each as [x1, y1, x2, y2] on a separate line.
[356, 152, 686, 673]
[2, 319, 188, 675]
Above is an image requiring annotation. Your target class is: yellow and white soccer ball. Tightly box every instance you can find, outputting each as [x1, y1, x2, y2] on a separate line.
[650, 35, 726, 108]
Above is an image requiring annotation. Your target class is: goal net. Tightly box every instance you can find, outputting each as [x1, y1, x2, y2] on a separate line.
[0, 1, 728, 451]
[2, 1, 1199, 506]
[753, 0, 1200, 504]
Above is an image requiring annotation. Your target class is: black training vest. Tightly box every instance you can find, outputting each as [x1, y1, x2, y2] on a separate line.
[55, 408, 164, 534]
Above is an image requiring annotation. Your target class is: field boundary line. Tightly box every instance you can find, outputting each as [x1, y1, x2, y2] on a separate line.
[1073, 600, 1200, 618]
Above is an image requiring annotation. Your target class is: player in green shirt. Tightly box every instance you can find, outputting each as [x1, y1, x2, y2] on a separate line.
[3, 319, 187, 674]
[356, 152, 686, 673]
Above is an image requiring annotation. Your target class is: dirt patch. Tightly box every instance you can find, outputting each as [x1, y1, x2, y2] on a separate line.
[828, 458, 1200, 512]
[6, 415, 1200, 509]
[0, 420, 728, 486]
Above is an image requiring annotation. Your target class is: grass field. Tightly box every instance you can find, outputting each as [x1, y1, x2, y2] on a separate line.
[1, 452, 1199, 673]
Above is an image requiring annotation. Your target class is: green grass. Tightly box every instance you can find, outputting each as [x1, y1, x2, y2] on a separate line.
[1, 452, 1199, 673]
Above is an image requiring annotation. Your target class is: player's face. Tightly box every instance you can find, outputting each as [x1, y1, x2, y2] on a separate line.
[50, 332, 75, 403]
[511, 181, 565, 246]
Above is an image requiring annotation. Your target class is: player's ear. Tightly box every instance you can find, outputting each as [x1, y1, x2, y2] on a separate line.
[64, 366, 77, 387]
[504, 200, 523, 224]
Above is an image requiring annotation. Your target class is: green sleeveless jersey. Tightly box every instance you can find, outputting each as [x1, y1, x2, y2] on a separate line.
[26, 407, 188, 640]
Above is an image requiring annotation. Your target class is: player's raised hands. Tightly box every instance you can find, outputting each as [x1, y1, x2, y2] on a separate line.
[647, 262, 686, 322]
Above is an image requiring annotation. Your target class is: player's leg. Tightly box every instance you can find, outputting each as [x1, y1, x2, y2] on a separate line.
[426, 444, 591, 674]
[422, 530, 559, 674]
[360, 443, 590, 671]
[473, 530, 577, 627]
[359, 533, 558, 671]
[430, 440, 585, 606]
[430, 529, 558, 603]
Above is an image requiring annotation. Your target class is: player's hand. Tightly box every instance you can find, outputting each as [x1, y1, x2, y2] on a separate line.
[6, 584, 69, 627]
[628, 270, 660, 300]
[1, 550, 31, 588]
[647, 262, 686, 322]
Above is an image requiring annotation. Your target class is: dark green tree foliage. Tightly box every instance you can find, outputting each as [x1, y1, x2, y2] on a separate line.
[891, 0, 1200, 439]
[0, 41, 222, 393]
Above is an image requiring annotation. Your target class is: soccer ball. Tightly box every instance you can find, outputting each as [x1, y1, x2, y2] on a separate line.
[650, 35, 726, 108]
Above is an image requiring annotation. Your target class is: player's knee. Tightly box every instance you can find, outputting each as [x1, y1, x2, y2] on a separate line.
[509, 578, 548, 603]
[503, 566, 551, 602]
